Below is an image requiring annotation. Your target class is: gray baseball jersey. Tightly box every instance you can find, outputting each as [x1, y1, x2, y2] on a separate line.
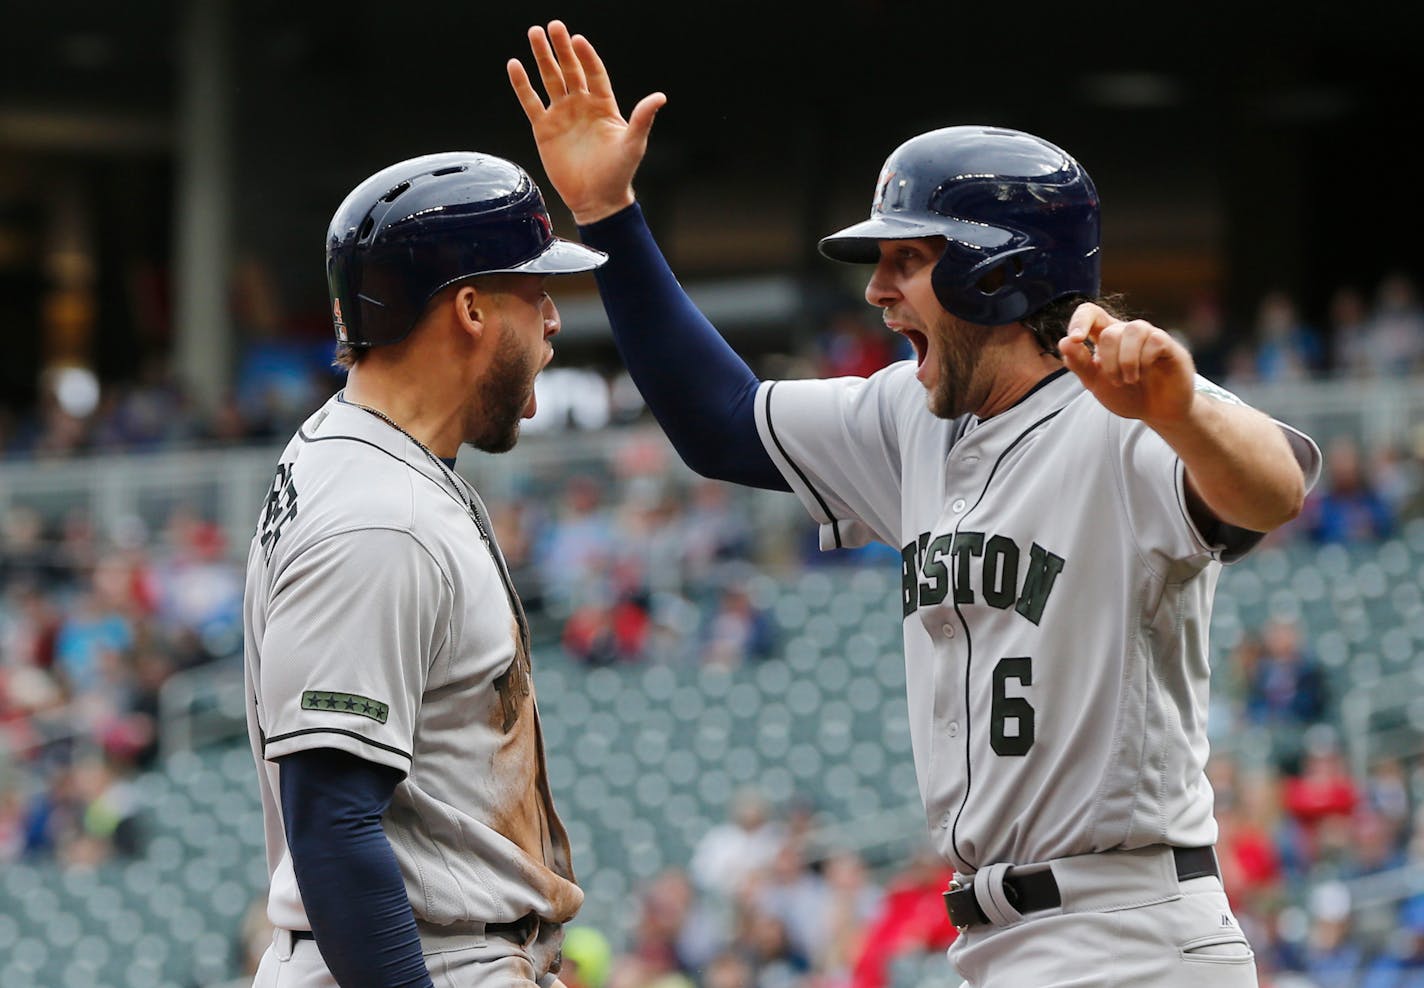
[754, 364, 1320, 876]
[242, 393, 579, 940]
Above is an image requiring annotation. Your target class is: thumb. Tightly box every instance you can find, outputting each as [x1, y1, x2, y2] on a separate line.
[1059, 334, 1098, 382]
[627, 92, 667, 140]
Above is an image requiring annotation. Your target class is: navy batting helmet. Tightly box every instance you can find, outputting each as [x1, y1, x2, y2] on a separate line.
[819, 126, 1099, 326]
[326, 151, 607, 347]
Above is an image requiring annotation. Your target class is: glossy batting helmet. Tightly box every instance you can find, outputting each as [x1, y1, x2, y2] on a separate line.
[326, 152, 607, 347]
[819, 126, 1099, 326]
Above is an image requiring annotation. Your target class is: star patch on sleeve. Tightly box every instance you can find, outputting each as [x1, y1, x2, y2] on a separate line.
[300, 690, 389, 724]
[1192, 377, 1245, 406]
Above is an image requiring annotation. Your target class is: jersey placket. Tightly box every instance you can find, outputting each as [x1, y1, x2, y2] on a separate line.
[925, 432, 982, 867]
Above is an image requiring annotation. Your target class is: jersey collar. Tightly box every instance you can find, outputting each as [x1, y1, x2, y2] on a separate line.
[303, 392, 468, 497]
[972, 366, 1075, 426]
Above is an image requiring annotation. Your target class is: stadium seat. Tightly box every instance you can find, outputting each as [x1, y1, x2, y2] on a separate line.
[7, 531, 1424, 987]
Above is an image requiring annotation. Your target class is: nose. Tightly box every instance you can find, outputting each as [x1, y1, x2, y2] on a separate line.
[865, 257, 900, 309]
[542, 294, 561, 339]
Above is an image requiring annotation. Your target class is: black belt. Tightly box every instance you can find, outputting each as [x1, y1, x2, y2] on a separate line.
[485, 914, 540, 944]
[943, 845, 1219, 930]
[290, 913, 538, 945]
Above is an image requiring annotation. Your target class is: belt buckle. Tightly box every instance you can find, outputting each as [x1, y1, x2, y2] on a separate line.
[944, 878, 971, 931]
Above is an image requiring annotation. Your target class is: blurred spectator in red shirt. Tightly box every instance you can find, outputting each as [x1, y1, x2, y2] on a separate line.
[561, 584, 650, 667]
[1283, 729, 1360, 867]
[816, 308, 900, 379]
[849, 845, 957, 988]
[1216, 766, 1287, 914]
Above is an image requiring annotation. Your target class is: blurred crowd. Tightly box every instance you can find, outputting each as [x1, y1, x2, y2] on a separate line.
[2, 270, 1424, 987]
[4, 419, 1423, 986]
[1207, 726, 1424, 987]
[1, 270, 1421, 462]
[0, 502, 242, 867]
[1175, 271, 1424, 387]
[552, 787, 958, 988]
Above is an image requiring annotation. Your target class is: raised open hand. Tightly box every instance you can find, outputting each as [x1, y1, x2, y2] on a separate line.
[508, 21, 667, 225]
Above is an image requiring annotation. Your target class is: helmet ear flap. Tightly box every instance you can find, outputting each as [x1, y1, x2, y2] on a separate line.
[932, 246, 1037, 325]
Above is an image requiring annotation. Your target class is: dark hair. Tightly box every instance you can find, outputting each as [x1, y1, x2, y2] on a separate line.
[329, 275, 514, 372]
[331, 342, 367, 371]
[1024, 293, 1128, 357]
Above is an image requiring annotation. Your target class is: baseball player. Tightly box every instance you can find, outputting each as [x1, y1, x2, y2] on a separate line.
[508, 23, 1322, 987]
[242, 151, 604, 987]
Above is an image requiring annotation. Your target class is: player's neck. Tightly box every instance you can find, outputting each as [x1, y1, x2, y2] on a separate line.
[343, 363, 465, 459]
[974, 351, 1064, 420]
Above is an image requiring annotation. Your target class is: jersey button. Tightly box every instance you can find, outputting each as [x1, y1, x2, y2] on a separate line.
[951, 498, 967, 513]
[948, 721, 959, 738]
[938, 812, 952, 830]
[942, 623, 956, 639]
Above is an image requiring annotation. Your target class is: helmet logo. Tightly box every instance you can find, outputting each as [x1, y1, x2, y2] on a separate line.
[871, 169, 894, 213]
[534, 210, 552, 238]
[873, 168, 904, 214]
[332, 298, 348, 341]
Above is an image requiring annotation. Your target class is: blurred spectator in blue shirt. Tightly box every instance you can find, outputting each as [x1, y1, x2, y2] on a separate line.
[1359, 921, 1424, 988]
[53, 592, 133, 696]
[1243, 616, 1329, 729]
[1304, 437, 1395, 544]
[1253, 290, 1325, 381]
[700, 581, 777, 668]
[1299, 881, 1369, 987]
[1328, 286, 1376, 378]
[535, 473, 618, 614]
[1358, 271, 1424, 377]
[1180, 292, 1234, 382]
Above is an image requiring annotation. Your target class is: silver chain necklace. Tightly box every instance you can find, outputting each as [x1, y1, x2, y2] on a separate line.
[346, 398, 487, 542]
[345, 394, 530, 648]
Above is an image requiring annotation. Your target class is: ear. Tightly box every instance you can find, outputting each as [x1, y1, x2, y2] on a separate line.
[452, 284, 487, 341]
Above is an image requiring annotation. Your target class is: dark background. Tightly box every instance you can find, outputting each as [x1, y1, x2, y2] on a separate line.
[1, 0, 1420, 402]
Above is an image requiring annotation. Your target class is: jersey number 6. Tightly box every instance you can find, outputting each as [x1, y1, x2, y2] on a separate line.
[991, 656, 1035, 756]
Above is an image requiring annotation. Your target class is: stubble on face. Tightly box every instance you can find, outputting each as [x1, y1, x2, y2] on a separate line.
[468, 314, 541, 454]
[927, 312, 994, 419]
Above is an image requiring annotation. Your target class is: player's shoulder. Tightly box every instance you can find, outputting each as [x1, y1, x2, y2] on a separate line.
[840, 358, 941, 421]
[271, 396, 466, 550]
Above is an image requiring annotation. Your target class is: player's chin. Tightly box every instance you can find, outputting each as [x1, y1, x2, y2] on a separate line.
[924, 380, 963, 420]
[470, 409, 524, 454]
[473, 423, 521, 454]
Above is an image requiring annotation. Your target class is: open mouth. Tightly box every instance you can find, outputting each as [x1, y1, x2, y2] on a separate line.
[902, 329, 929, 367]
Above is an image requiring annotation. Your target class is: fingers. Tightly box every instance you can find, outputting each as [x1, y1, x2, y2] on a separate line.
[513, 20, 665, 154]
[571, 33, 614, 100]
[1064, 315, 1177, 387]
[506, 58, 546, 120]
[547, 21, 588, 94]
[527, 24, 567, 99]
[1064, 301, 1114, 346]
[1059, 332, 1099, 384]
[1139, 330, 1178, 375]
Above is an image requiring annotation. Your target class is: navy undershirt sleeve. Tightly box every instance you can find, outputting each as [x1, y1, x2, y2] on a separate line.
[578, 203, 789, 491]
[280, 748, 434, 988]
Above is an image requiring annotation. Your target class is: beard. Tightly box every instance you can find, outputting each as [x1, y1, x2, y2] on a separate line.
[468, 326, 539, 454]
[927, 315, 993, 419]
